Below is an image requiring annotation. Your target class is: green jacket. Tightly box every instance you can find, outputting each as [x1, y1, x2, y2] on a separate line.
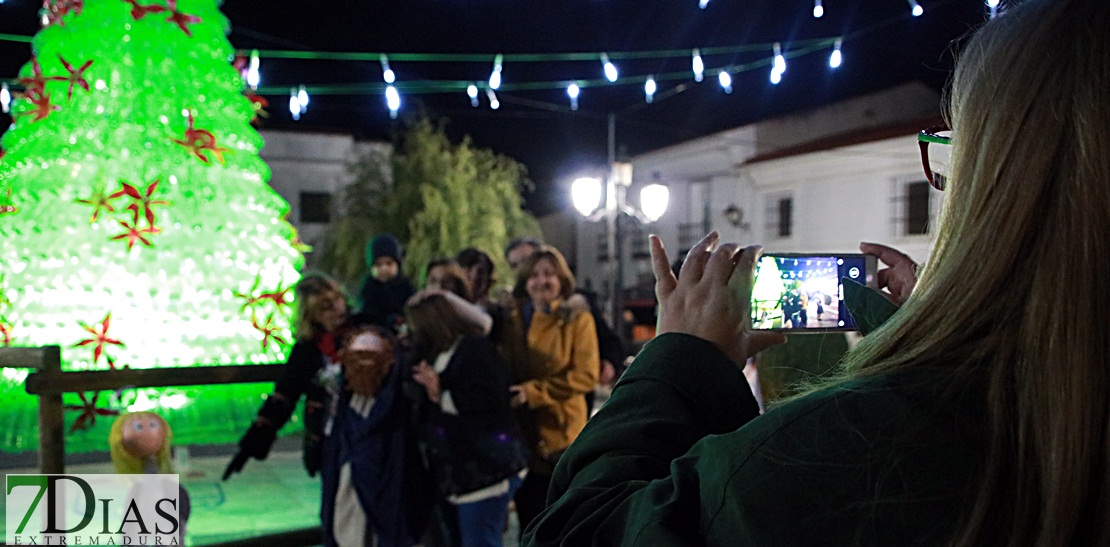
[524, 333, 985, 546]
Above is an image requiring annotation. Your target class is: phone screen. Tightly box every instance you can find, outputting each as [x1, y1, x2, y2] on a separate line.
[750, 253, 876, 331]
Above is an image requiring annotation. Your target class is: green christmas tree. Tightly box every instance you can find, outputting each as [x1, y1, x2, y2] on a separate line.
[0, 0, 303, 452]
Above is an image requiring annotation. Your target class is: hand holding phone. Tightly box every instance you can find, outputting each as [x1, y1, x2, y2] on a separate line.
[750, 253, 877, 332]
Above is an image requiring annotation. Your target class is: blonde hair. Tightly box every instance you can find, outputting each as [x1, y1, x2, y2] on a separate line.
[832, 0, 1110, 543]
[108, 412, 173, 475]
[293, 273, 346, 342]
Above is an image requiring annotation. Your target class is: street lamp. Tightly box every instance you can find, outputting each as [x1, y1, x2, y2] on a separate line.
[572, 159, 669, 327]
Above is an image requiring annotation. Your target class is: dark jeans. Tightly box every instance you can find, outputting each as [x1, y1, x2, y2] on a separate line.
[456, 475, 524, 547]
[513, 471, 552, 539]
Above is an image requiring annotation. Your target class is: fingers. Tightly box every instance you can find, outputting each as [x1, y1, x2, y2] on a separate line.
[747, 331, 788, 356]
[703, 243, 743, 285]
[730, 245, 763, 316]
[860, 242, 915, 269]
[678, 232, 720, 284]
[649, 235, 677, 297]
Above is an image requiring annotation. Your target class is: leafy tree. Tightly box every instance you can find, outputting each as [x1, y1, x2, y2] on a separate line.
[317, 117, 540, 289]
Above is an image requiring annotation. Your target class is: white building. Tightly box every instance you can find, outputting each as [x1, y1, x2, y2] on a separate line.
[258, 129, 389, 263]
[574, 82, 945, 305]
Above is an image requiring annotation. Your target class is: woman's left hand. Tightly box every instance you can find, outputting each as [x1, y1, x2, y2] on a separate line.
[412, 360, 441, 403]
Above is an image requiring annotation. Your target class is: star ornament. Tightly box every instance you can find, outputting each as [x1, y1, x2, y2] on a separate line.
[57, 55, 94, 100]
[75, 185, 117, 222]
[17, 57, 50, 100]
[171, 111, 230, 165]
[64, 391, 120, 434]
[1, 188, 17, 215]
[20, 92, 61, 122]
[75, 312, 125, 365]
[113, 178, 170, 226]
[111, 219, 161, 250]
[251, 313, 288, 351]
[164, 0, 203, 36]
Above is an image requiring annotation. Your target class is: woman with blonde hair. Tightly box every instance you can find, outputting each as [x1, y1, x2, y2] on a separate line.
[501, 245, 599, 535]
[524, 1, 1110, 545]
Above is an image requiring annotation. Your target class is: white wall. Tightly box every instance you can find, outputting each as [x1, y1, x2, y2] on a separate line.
[258, 130, 389, 252]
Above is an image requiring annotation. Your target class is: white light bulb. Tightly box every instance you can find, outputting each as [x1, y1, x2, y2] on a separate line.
[1, 83, 10, 114]
[699, 0, 709, 8]
[288, 91, 300, 121]
[567, 84, 580, 111]
[385, 85, 400, 118]
[486, 89, 500, 110]
[644, 76, 656, 103]
[601, 53, 618, 82]
[908, 0, 924, 16]
[379, 55, 395, 84]
[829, 38, 843, 69]
[718, 70, 732, 93]
[770, 70, 782, 85]
[813, 0, 824, 18]
[692, 49, 704, 82]
[297, 85, 309, 109]
[467, 84, 479, 107]
[640, 184, 669, 222]
[773, 42, 786, 74]
[986, 0, 999, 5]
[572, 177, 603, 217]
[246, 50, 260, 89]
[490, 54, 503, 90]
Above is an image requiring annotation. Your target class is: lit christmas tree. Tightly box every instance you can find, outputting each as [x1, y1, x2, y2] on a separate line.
[0, 0, 303, 452]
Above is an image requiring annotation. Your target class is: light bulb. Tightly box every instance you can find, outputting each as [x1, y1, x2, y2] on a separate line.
[692, 49, 704, 82]
[813, 0, 824, 18]
[1, 83, 9, 114]
[644, 76, 656, 103]
[380, 54, 395, 84]
[601, 53, 618, 82]
[718, 70, 732, 93]
[486, 89, 500, 110]
[297, 85, 308, 109]
[640, 184, 669, 222]
[489, 54, 503, 90]
[829, 38, 843, 69]
[908, 0, 924, 16]
[288, 90, 300, 121]
[246, 50, 260, 89]
[572, 177, 603, 217]
[467, 84, 479, 107]
[385, 85, 400, 118]
[567, 83, 580, 111]
[699, 0, 709, 8]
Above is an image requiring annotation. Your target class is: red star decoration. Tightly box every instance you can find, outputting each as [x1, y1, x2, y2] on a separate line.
[171, 111, 230, 165]
[290, 234, 313, 254]
[245, 93, 269, 125]
[123, 0, 200, 35]
[17, 57, 51, 100]
[75, 313, 124, 365]
[0, 321, 12, 347]
[252, 313, 288, 351]
[111, 178, 169, 227]
[75, 185, 117, 222]
[63, 392, 119, 434]
[56, 56, 94, 100]
[164, 0, 202, 36]
[41, 0, 84, 27]
[21, 92, 61, 122]
[1, 188, 16, 215]
[111, 219, 161, 250]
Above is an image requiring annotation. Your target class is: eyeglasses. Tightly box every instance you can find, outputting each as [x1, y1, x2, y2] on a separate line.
[918, 125, 952, 191]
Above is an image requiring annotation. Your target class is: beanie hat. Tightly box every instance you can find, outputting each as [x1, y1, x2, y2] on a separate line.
[366, 233, 403, 269]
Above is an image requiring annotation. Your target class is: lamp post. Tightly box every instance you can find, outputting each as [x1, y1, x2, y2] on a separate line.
[572, 113, 670, 327]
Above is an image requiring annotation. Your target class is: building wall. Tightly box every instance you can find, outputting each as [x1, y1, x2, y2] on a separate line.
[574, 83, 943, 306]
[258, 130, 390, 257]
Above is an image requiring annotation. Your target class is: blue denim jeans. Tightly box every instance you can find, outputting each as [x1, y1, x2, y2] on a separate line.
[455, 475, 525, 547]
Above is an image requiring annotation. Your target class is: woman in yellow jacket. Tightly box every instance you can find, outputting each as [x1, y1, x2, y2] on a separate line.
[502, 245, 599, 536]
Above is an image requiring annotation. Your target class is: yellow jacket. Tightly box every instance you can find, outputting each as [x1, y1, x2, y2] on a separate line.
[503, 299, 599, 468]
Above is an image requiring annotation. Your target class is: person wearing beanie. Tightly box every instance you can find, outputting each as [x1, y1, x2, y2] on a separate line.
[356, 233, 416, 333]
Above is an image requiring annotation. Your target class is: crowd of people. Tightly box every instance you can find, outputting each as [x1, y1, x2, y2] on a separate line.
[223, 0, 1110, 545]
[224, 233, 619, 546]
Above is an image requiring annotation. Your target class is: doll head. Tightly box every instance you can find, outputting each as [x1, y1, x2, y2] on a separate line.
[109, 412, 173, 474]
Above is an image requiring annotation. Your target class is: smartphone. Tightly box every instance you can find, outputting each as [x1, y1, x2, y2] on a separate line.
[750, 253, 878, 332]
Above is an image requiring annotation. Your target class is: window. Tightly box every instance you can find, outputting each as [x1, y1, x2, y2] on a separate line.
[904, 181, 930, 235]
[596, 232, 609, 263]
[777, 197, 793, 238]
[300, 191, 332, 224]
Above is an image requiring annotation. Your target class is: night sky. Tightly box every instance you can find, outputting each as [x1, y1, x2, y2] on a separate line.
[0, 0, 991, 215]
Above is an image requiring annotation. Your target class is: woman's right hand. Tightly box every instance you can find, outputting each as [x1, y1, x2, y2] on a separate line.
[860, 242, 919, 305]
[650, 232, 786, 366]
